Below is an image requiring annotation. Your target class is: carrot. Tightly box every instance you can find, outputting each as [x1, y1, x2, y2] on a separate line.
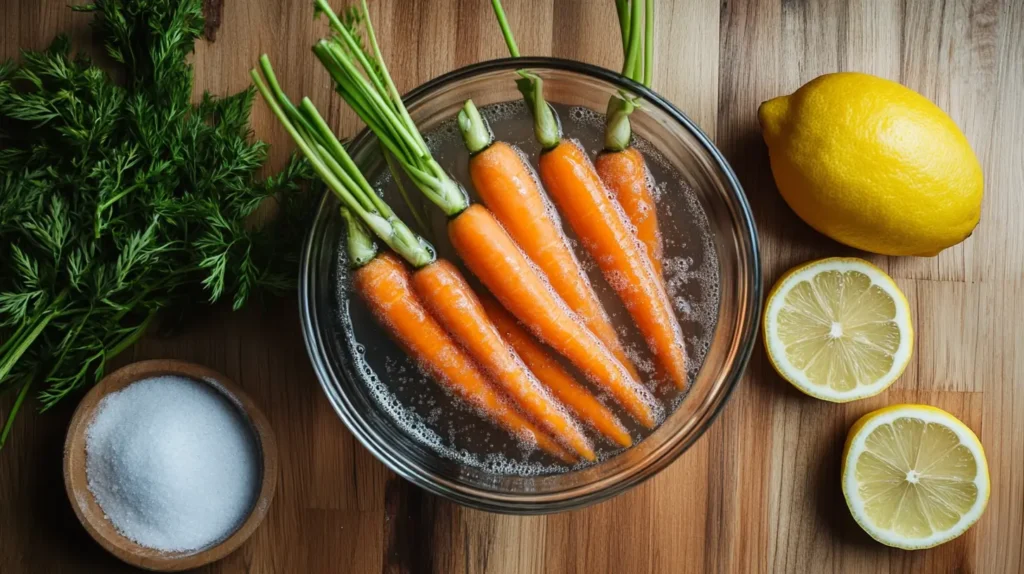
[411, 259, 595, 460]
[539, 141, 688, 390]
[310, 3, 660, 425]
[303, 3, 607, 457]
[354, 254, 576, 463]
[490, 0, 687, 390]
[449, 205, 659, 427]
[598, 0, 664, 277]
[252, 58, 577, 463]
[595, 148, 663, 277]
[464, 133, 641, 381]
[480, 296, 633, 448]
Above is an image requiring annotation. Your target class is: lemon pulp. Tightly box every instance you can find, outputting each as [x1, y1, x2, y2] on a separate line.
[764, 258, 913, 402]
[843, 405, 989, 549]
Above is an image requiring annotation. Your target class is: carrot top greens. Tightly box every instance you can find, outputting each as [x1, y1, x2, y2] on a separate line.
[489, 0, 561, 150]
[458, 99, 493, 155]
[338, 206, 378, 268]
[606, 0, 654, 152]
[311, 0, 468, 217]
[0, 0, 315, 447]
[250, 56, 435, 268]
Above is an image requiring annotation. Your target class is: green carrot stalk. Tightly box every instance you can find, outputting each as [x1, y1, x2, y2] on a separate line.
[489, 0, 561, 150]
[310, 0, 468, 216]
[457, 99, 493, 154]
[616, 0, 631, 54]
[338, 206, 378, 268]
[643, 0, 654, 87]
[605, 0, 654, 152]
[250, 56, 434, 268]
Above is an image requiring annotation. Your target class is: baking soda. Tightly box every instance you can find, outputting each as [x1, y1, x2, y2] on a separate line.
[85, 375, 260, 552]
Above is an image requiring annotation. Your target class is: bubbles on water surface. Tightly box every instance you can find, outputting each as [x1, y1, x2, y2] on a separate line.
[568, 106, 605, 128]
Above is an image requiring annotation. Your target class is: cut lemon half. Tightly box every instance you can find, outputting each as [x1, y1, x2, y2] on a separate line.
[764, 258, 913, 402]
[842, 405, 990, 549]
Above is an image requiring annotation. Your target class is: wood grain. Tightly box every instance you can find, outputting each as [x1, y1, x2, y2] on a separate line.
[2, 0, 1022, 572]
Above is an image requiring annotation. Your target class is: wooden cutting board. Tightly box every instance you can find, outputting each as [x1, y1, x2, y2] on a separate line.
[2, 1, 1022, 572]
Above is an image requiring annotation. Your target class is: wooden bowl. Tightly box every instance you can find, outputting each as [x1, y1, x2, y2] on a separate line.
[63, 359, 278, 571]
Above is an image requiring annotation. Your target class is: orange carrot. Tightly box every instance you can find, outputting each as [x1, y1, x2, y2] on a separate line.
[253, 54, 579, 462]
[539, 141, 688, 390]
[598, 0, 664, 276]
[468, 140, 641, 381]
[449, 204, 660, 427]
[304, 2, 658, 427]
[480, 296, 633, 448]
[411, 259, 595, 461]
[595, 148, 663, 277]
[354, 254, 575, 464]
[486, 0, 682, 387]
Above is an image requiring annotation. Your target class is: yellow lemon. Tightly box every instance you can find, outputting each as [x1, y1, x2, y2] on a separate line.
[763, 258, 913, 402]
[842, 404, 990, 549]
[758, 72, 983, 256]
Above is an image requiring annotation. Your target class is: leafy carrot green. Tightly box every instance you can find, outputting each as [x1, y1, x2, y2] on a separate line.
[0, 0, 314, 448]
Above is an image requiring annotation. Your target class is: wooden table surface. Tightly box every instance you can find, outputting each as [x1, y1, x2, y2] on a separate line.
[3, 0, 1023, 572]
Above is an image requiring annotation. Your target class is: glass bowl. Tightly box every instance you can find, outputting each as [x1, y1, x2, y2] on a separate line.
[299, 58, 760, 514]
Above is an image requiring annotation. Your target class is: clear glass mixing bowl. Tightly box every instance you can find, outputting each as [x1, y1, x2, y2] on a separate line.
[299, 58, 760, 513]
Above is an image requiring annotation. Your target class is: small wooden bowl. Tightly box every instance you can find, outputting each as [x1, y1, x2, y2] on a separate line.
[63, 359, 278, 572]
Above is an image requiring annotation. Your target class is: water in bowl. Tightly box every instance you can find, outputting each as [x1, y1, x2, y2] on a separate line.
[333, 100, 719, 476]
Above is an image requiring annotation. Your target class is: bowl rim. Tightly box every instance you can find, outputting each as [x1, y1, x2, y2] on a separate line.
[299, 56, 761, 514]
[63, 359, 278, 571]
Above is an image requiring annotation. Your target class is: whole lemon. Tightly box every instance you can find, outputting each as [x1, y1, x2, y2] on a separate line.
[758, 72, 983, 256]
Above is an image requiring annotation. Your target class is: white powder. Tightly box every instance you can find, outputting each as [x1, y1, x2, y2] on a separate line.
[85, 375, 260, 553]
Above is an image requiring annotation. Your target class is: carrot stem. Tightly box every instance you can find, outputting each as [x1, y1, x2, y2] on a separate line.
[643, 0, 654, 87]
[297, 97, 428, 265]
[339, 206, 378, 268]
[515, 71, 561, 150]
[616, 0, 631, 55]
[312, 0, 468, 216]
[299, 98, 387, 216]
[384, 151, 431, 238]
[457, 99, 493, 154]
[604, 95, 635, 152]
[489, 0, 561, 150]
[251, 60, 434, 268]
[357, 0, 431, 154]
[622, 0, 644, 82]
[604, 0, 655, 152]
[490, 0, 521, 58]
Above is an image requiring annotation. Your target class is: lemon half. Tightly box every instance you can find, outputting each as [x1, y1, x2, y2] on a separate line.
[764, 258, 913, 402]
[842, 405, 990, 549]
